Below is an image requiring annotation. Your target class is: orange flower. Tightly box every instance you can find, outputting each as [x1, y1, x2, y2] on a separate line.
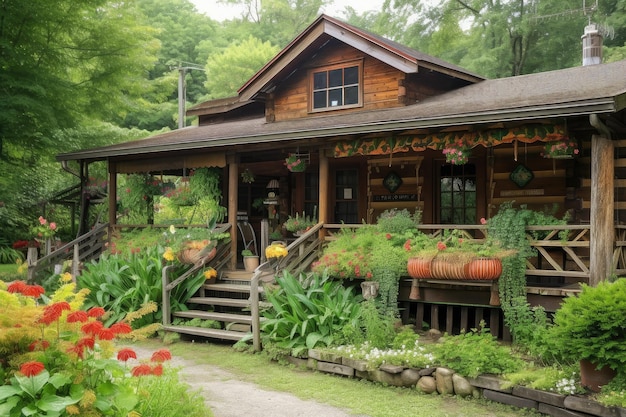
[81, 321, 103, 336]
[28, 340, 50, 351]
[20, 361, 45, 377]
[67, 311, 89, 323]
[7, 280, 28, 295]
[150, 348, 172, 363]
[151, 364, 164, 376]
[131, 364, 152, 377]
[117, 348, 137, 362]
[110, 322, 132, 334]
[76, 336, 95, 350]
[97, 327, 115, 340]
[22, 284, 45, 298]
[87, 307, 106, 318]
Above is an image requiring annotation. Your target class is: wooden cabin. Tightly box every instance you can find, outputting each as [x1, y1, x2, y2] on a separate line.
[57, 15, 626, 338]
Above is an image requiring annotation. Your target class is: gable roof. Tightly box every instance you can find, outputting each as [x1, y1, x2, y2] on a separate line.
[236, 14, 484, 102]
[57, 59, 626, 163]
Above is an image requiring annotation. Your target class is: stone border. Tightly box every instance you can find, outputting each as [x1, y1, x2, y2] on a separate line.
[301, 350, 626, 417]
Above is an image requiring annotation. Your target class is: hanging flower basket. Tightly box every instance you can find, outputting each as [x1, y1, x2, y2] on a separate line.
[285, 154, 307, 172]
[542, 137, 579, 159]
[442, 141, 471, 165]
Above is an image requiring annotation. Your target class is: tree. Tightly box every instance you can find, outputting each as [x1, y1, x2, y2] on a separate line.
[204, 36, 280, 99]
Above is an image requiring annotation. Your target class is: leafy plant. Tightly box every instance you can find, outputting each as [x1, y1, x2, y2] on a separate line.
[503, 364, 582, 395]
[550, 279, 626, 374]
[432, 323, 524, 378]
[261, 271, 363, 357]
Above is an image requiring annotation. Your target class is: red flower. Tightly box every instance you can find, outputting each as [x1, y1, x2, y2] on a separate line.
[87, 307, 106, 318]
[67, 344, 85, 359]
[131, 364, 152, 377]
[385, 233, 392, 240]
[20, 361, 45, 377]
[76, 336, 95, 350]
[67, 311, 89, 323]
[151, 364, 164, 376]
[437, 241, 447, 251]
[81, 321, 103, 336]
[28, 340, 50, 351]
[403, 239, 411, 251]
[7, 280, 27, 294]
[117, 348, 137, 362]
[110, 322, 132, 334]
[97, 327, 115, 340]
[22, 285, 45, 298]
[150, 349, 172, 363]
[39, 303, 70, 325]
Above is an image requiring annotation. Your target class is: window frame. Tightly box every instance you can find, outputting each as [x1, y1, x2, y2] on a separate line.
[308, 60, 363, 113]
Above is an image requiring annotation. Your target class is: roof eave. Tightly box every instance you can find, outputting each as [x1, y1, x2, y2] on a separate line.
[56, 97, 617, 163]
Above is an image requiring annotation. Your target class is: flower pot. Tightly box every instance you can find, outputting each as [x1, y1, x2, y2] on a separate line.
[360, 280, 379, 300]
[430, 259, 469, 280]
[243, 255, 259, 272]
[407, 257, 431, 279]
[580, 359, 617, 392]
[178, 247, 217, 265]
[467, 258, 502, 280]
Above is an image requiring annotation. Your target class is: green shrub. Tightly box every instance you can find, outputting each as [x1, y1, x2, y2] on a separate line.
[261, 271, 363, 357]
[433, 323, 524, 378]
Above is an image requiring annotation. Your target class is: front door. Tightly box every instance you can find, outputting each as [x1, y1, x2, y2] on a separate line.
[333, 168, 359, 223]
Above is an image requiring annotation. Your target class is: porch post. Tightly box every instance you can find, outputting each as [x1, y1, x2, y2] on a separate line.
[108, 161, 117, 230]
[318, 152, 329, 231]
[590, 134, 614, 286]
[227, 154, 238, 270]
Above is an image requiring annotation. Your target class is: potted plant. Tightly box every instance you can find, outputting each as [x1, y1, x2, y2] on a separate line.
[241, 249, 259, 272]
[549, 279, 626, 392]
[442, 140, 471, 165]
[284, 154, 306, 172]
[542, 136, 579, 159]
[284, 209, 317, 235]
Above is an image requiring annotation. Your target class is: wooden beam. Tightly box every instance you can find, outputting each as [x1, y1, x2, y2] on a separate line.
[590, 134, 614, 286]
[108, 162, 117, 228]
[227, 155, 238, 270]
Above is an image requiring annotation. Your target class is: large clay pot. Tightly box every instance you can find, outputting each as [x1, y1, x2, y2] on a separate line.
[580, 359, 617, 392]
[430, 259, 468, 280]
[243, 255, 259, 272]
[467, 258, 502, 280]
[407, 257, 432, 279]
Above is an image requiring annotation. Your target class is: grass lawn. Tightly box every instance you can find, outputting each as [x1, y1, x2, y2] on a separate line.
[139, 338, 539, 417]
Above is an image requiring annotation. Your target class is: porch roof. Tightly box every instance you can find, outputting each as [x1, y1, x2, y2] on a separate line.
[57, 59, 626, 163]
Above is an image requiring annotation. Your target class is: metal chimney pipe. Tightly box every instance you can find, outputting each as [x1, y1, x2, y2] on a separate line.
[582, 23, 603, 66]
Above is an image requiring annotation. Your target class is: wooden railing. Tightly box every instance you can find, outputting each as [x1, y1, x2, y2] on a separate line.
[27, 222, 109, 282]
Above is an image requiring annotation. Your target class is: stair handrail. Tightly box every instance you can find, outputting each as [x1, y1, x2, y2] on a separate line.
[27, 222, 109, 282]
[161, 223, 232, 327]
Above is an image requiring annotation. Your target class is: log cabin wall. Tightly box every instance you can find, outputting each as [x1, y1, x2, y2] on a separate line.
[488, 142, 573, 219]
[270, 40, 466, 122]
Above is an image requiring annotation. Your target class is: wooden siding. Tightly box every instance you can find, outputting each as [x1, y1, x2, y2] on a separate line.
[271, 41, 405, 122]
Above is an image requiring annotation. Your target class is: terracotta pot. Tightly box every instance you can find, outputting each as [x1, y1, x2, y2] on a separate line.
[467, 258, 502, 280]
[580, 359, 617, 392]
[407, 257, 431, 279]
[243, 256, 259, 272]
[430, 259, 468, 280]
[178, 247, 217, 265]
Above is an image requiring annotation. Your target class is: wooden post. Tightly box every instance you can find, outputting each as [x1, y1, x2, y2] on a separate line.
[227, 155, 238, 270]
[590, 134, 614, 286]
[108, 162, 117, 235]
[318, 152, 329, 239]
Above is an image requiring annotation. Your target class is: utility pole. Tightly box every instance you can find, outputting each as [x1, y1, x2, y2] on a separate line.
[175, 62, 205, 129]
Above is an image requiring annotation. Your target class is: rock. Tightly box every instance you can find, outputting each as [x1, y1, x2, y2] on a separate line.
[417, 376, 437, 394]
[426, 329, 443, 341]
[418, 367, 436, 377]
[452, 373, 473, 397]
[435, 368, 454, 395]
[400, 368, 420, 386]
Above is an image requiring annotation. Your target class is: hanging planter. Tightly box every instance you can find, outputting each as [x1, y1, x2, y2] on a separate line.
[542, 137, 579, 159]
[442, 140, 471, 165]
[285, 153, 307, 172]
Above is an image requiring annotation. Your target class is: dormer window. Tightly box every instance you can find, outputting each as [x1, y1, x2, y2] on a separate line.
[310, 61, 362, 112]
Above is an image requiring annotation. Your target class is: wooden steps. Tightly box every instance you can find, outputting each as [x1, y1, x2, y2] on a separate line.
[163, 269, 267, 343]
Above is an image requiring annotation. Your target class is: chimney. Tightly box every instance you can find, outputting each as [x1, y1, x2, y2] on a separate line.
[582, 23, 603, 66]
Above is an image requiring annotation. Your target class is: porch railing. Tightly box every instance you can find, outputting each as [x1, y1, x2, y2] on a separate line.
[27, 222, 109, 282]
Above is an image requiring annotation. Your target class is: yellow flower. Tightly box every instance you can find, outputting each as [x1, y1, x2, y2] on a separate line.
[265, 242, 288, 259]
[204, 268, 217, 279]
[163, 248, 176, 262]
[65, 405, 80, 415]
[60, 272, 73, 283]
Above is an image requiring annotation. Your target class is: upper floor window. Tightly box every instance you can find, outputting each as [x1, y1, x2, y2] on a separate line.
[310, 61, 362, 112]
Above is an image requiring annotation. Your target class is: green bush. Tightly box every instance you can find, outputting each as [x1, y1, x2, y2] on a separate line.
[550, 279, 626, 374]
[261, 271, 363, 357]
[433, 323, 524, 378]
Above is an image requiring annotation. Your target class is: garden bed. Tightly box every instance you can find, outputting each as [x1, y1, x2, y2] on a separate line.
[296, 349, 626, 417]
